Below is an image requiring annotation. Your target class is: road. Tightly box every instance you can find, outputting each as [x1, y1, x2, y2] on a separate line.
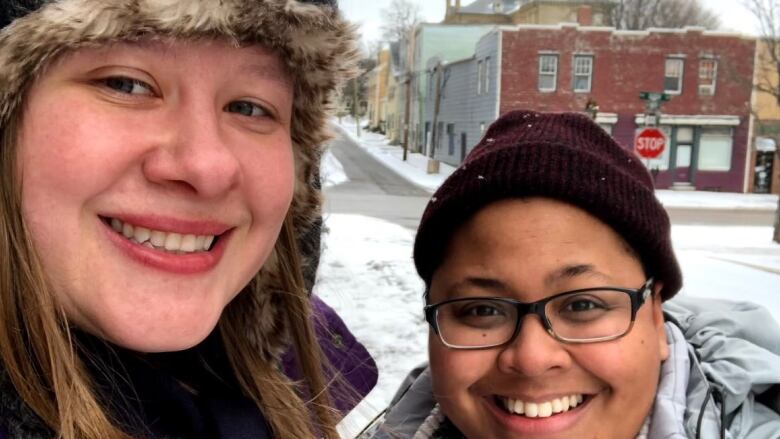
[323, 129, 430, 230]
[323, 129, 775, 229]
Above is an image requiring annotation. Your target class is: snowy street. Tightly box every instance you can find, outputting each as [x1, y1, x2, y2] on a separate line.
[321, 120, 780, 437]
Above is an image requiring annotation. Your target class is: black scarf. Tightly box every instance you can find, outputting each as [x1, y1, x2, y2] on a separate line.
[76, 329, 272, 439]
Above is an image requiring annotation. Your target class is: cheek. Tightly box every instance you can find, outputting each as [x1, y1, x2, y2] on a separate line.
[576, 328, 664, 397]
[429, 332, 494, 397]
[240, 135, 295, 215]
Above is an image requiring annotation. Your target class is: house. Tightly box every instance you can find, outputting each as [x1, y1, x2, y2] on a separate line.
[404, 23, 495, 153]
[750, 39, 780, 194]
[442, 0, 614, 27]
[366, 47, 391, 133]
[424, 24, 756, 192]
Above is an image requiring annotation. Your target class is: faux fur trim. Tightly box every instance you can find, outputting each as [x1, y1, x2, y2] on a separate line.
[0, 0, 359, 361]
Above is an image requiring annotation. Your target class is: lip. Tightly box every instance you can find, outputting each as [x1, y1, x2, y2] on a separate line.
[483, 393, 593, 436]
[101, 216, 232, 274]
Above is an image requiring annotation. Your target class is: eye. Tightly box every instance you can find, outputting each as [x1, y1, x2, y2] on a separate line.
[564, 299, 602, 313]
[225, 100, 270, 118]
[464, 304, 503, 317]
[101, 76, 154, 96]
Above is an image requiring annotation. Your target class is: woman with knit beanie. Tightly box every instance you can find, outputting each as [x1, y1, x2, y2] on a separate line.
[0, 1, 377, 438]
[371, 110, 780, 438]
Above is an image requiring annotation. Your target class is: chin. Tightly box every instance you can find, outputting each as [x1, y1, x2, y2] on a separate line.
[88, 307, 224, 353]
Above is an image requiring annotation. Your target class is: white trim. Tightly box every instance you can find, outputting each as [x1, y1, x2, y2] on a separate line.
[538, 54, 558, 92]
[634, 114, 741, 126]
[664, 58, 684, 95]
[595, 113, 618, 124]
[572, 54, 593, 93]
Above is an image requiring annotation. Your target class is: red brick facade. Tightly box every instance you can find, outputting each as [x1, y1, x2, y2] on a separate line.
[499, 25, 756, 192]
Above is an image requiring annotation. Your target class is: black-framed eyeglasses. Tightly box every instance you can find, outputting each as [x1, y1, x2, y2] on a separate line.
[424, 278, 654, 349]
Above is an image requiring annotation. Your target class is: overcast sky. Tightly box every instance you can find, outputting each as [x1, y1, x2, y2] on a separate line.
[338, 0, 761, 47]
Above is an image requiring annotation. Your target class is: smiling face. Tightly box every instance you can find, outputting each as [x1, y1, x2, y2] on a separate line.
[427, 198, 669, 439]
[17, 39, 295, 352]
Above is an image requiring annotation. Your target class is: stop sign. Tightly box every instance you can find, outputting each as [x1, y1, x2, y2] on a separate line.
[634, 128, 667, 159]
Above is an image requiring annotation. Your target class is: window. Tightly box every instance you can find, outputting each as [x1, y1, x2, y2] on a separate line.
[483, 56, 491, 94]
[697, 127, 733, 171]
[698, 59, 717, 96]
[477, 60, 484, 95]
[538, 54, 558, 92]
[573, 55, 593, 93]
[664, 58, 684, 94]
[447, 123, 455, 155]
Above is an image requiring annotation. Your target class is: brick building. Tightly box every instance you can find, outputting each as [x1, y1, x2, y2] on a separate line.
[426, 24, 756, 192]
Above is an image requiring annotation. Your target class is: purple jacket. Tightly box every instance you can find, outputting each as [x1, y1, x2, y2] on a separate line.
[282, 295, 378, 414]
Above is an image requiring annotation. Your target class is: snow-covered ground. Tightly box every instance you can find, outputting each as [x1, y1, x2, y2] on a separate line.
[325, 119, 780, 437]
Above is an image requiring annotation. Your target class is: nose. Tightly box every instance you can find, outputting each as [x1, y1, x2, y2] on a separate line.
[142, 102, 241, 198]
[496, 314, 572, 377]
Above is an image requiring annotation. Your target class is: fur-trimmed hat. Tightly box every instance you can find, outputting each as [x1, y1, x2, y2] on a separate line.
[414, 110, 683, 300]
[0, 0, 358, 359]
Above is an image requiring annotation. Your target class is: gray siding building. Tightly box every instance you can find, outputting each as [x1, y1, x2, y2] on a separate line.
[424, 30, 501, 166]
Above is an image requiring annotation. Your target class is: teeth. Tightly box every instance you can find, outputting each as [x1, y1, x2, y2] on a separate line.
[502, 394, 585, 418]
[513, 399, 524, 415]
[164, 232, 182, 251]
[122, 222, 134, 239]
[134, 227, 151, 244]
[111, 218, 123, 233]
[180, 234, 197, 252]
[107, 218, 216, 254]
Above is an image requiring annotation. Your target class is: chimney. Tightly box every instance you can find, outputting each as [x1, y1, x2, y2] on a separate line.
[577, 5, 592, 26]
[446, 0, 461, 17]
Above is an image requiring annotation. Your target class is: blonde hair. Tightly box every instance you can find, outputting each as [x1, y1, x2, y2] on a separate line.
[0, 100, 339, 438]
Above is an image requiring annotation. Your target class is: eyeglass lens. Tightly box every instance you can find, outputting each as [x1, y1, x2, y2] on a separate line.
[435, 290, 634, 348]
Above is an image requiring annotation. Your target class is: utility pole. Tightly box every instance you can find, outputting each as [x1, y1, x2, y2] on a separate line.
[402, 27, 416, 161]
[427, 61, 443, 174]
[775, 147, 780, 243]
[352, 77, 361, 138]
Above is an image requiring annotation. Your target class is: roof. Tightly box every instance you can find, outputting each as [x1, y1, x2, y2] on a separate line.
[460, 0, 522, 14]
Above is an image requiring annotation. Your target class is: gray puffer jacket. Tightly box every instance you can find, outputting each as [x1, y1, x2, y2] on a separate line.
[370, 297, 780, 439]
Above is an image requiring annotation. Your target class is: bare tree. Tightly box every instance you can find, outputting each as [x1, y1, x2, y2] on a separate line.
[610, 0, 721, 30]
[380, 0, 420, 43]
[746, 0, 780, 243]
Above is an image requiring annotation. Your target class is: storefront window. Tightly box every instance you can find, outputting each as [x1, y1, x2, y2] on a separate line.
[697, 127, 733, 171]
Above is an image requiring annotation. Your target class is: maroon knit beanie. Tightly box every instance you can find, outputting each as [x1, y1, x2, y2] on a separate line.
[414, 110, 682, 300]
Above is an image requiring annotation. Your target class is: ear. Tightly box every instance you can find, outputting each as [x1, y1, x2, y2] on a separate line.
[651, 281, 669, 361]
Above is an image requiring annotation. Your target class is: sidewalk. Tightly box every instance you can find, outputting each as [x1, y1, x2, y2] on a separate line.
[331, 119, 780, 275]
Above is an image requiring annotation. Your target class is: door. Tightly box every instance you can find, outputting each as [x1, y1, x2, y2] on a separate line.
[754, 151, 774, 193]
[673, 127, 694, 184]
[674, 144, 692, 183]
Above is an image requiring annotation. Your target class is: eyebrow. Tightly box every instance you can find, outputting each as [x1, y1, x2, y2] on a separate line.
[445, 277, 510, 299]
[544, 264, 611, 286]
[240, 63, 293, 88]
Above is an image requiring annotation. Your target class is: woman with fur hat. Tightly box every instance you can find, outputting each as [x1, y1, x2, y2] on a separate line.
[372, 110, 780, 438]
[0, 1, 375, 438]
